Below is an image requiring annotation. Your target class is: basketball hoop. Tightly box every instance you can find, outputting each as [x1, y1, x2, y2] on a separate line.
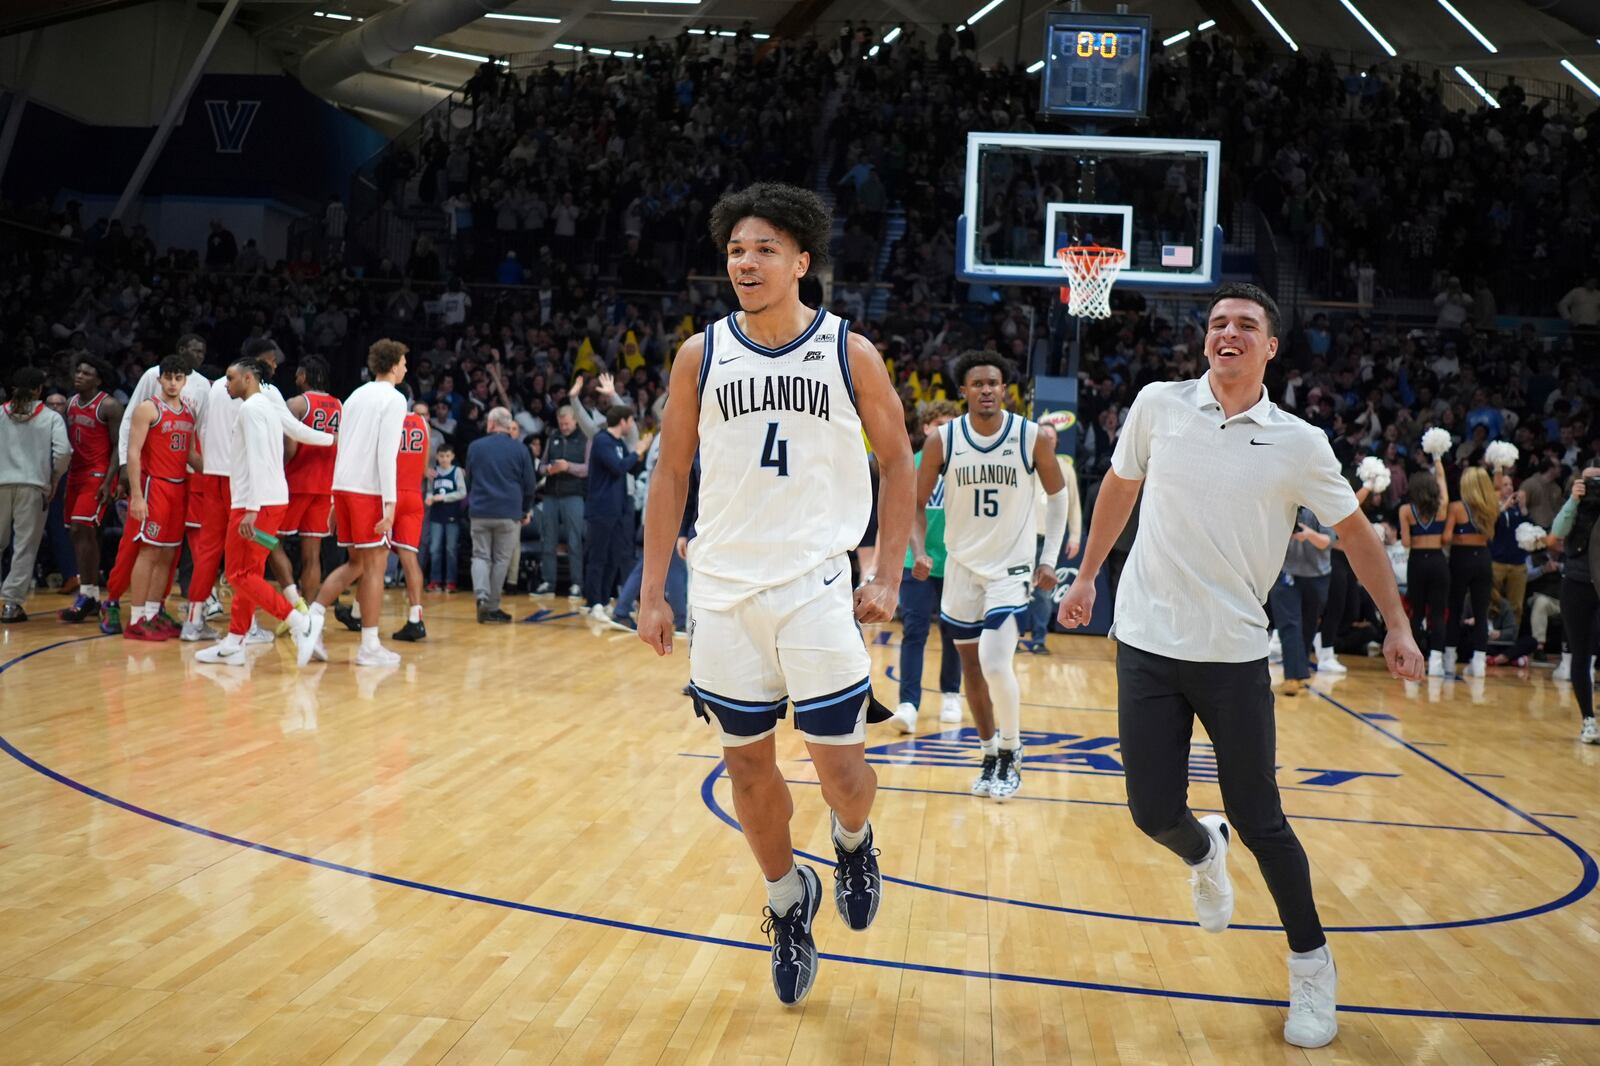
[1056, 246, 1127, 320]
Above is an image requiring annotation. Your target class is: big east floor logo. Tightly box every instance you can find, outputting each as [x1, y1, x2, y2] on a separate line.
[204, 100, 260, 154]
[865, 729, 1401, 790]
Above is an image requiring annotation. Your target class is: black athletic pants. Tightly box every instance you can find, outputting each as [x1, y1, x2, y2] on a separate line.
[1561, 576, 1599, 721]
[1321, 551, 1354, 647]
[1447, 545, 1493, 656]
[1407, 548, 1450, 654]
[1116, 642, 1326, 953]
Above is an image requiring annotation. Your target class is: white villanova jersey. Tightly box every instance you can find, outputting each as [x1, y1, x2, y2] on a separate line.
[939, 412, 1040, 579]
[690, 307, 869, 609]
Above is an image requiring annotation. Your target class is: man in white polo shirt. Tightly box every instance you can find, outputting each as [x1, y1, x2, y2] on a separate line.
[1059, 282, 1424, 1051]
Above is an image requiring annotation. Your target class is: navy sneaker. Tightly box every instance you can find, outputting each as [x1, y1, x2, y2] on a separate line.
[761, 865, 822, 1005]
[830, 812, 882, 931]
[605, 613, 638, 632]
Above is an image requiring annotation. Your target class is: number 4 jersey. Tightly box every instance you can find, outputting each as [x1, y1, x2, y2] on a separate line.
[939, 412, 1042, 579]
[691, 307, 869, 610]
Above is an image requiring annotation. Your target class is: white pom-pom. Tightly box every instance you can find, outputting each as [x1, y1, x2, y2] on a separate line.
[1357, 455, 1386, 484]
[1371, 470, 1391, 494]
[1485, 440, 1518, 470]
[1422, 427, 1451, 458]
[1515, 522, 1546, 553]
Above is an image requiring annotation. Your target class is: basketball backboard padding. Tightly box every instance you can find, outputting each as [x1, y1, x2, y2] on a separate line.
[958, 131, 1223, 291]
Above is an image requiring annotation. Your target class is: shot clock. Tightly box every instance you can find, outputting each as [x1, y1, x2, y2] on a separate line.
[1040, 12, 1153, 121]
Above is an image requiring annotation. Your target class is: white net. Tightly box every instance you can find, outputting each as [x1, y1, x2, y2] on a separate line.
[1056, 246, 1128, 319]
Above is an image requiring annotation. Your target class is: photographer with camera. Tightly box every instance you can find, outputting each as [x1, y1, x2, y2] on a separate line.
[1550, 465, 1600, 744]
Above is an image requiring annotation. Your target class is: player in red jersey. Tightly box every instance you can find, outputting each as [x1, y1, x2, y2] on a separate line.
[59, 357, 123, 623]
[280, 355, 341, 601]
[389, 400, 431, 642]
[121, 356, 201, 641]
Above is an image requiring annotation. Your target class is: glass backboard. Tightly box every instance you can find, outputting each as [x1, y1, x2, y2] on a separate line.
[956, 132, 1222, 290]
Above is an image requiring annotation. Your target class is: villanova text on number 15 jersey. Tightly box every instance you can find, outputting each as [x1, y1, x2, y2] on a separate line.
[939, 411, 1041, 579]
[690, 308, 870, 610]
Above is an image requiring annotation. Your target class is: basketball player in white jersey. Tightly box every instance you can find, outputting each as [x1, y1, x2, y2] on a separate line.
[913, 352, 1069, 800]
[637, 183, 914, 1007]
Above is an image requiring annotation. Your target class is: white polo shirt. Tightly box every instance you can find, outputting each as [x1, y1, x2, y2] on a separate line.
[1109, 373, 1358, 663]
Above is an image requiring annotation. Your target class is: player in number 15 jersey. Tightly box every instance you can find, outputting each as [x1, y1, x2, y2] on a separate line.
[913, 351, 1070, 801]
[636, 183, 914, 1008]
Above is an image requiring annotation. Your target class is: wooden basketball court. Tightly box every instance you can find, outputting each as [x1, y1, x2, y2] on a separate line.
[1, 591, 1597, 1063]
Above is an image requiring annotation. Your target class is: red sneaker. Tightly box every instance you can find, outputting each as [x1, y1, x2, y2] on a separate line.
[149, 611, 181, 637]
[445, 583, 458, 593]
[123, 620, 170, 642]
[425, 582, 442, 592]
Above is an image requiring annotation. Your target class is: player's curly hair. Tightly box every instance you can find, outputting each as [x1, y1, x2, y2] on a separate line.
[74, 355, 117, 392]
[367, 338, 409, 377]
[952, 349, 1015, 387]
[709, 182, 832, 272]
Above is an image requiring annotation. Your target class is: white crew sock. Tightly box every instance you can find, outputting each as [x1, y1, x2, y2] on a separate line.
[408, 604, 422, 623]
[765, 865, 805, 914]
[1291, 945, 1330, 963]
[833, 816, 869, 852]
[309, 601, 326, 618]
[219, 633, 244, 652]
[350, 600, 363, 621]
[143, 601, 159, 621]
[187, 602, 204, 625]
[979, 616, 1022, 749]
[81, 585, 98, 600]
[361, 626, 379, 651]
[283, 583, 300, 605]
[980, 733, 1000, 757]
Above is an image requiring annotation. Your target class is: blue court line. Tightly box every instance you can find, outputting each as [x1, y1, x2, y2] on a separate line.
[1465, 772, 1507, 779]
[4, 639, 1598, 1028]
[1533, 813, 1580, 820]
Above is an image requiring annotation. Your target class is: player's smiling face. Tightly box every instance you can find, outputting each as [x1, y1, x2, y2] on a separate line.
[1205, 298, 1277, 384]
[726, 217, 808, 313]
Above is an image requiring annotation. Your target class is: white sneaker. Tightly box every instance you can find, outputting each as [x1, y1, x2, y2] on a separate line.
[1582, 717, 1599, 745]
[1284, 948, 1339, 1048]
[1316, 647, 1348, 675]
[1267, 631, 1283, 664]
[203, 595, 224, 620]
[1443, 648, 1458, 675]
[939, 693, 963, 724]
[290, 608, 324, 668]
[354, 644, 401, 667]
[568, 584, 582, 598]
[533, 582, 552, 595]
[180, 620, 220, 642]
[590, 603, 610, 621]
[310, 637, 328, 663]
[1426, 650, 1444, 677]
[244, 622, 274, 645]
[889, 702, 918, 734]
[1553, 654, 1572, 682]
[1189, 815, 1234, 933]
[194, 643, 246, 666]
[1466, 651, 1486, 678]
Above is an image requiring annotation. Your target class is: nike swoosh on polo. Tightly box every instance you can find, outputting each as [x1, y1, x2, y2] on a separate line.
[1250, 438, 1273, 446]
[823, 571, 843, 586]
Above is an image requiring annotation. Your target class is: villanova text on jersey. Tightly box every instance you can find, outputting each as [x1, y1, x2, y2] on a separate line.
[714, 374, 832, 423]
[952, 462, 1020, 489]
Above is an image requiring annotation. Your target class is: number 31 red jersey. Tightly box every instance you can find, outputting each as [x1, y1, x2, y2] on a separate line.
[141, 399, 196, 480]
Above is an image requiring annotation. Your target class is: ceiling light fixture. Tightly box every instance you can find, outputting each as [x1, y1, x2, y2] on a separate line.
[1249, 0, 1298, 51]
[1197, 19, 1216, 31]
[1163, 30, 1191, 46]
[1026, 59, 1044, 73]
[884, 27, 901, 44]
[966, 0, 1005, 28]
[313, 10, 361, 21]
[1453, 65, 1499, 107]
[1561, 58, 1600, 99]
[484, 12, 561, 24]
[1338, 0, 1396, 58]
[1436, 0, 1496, 52]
